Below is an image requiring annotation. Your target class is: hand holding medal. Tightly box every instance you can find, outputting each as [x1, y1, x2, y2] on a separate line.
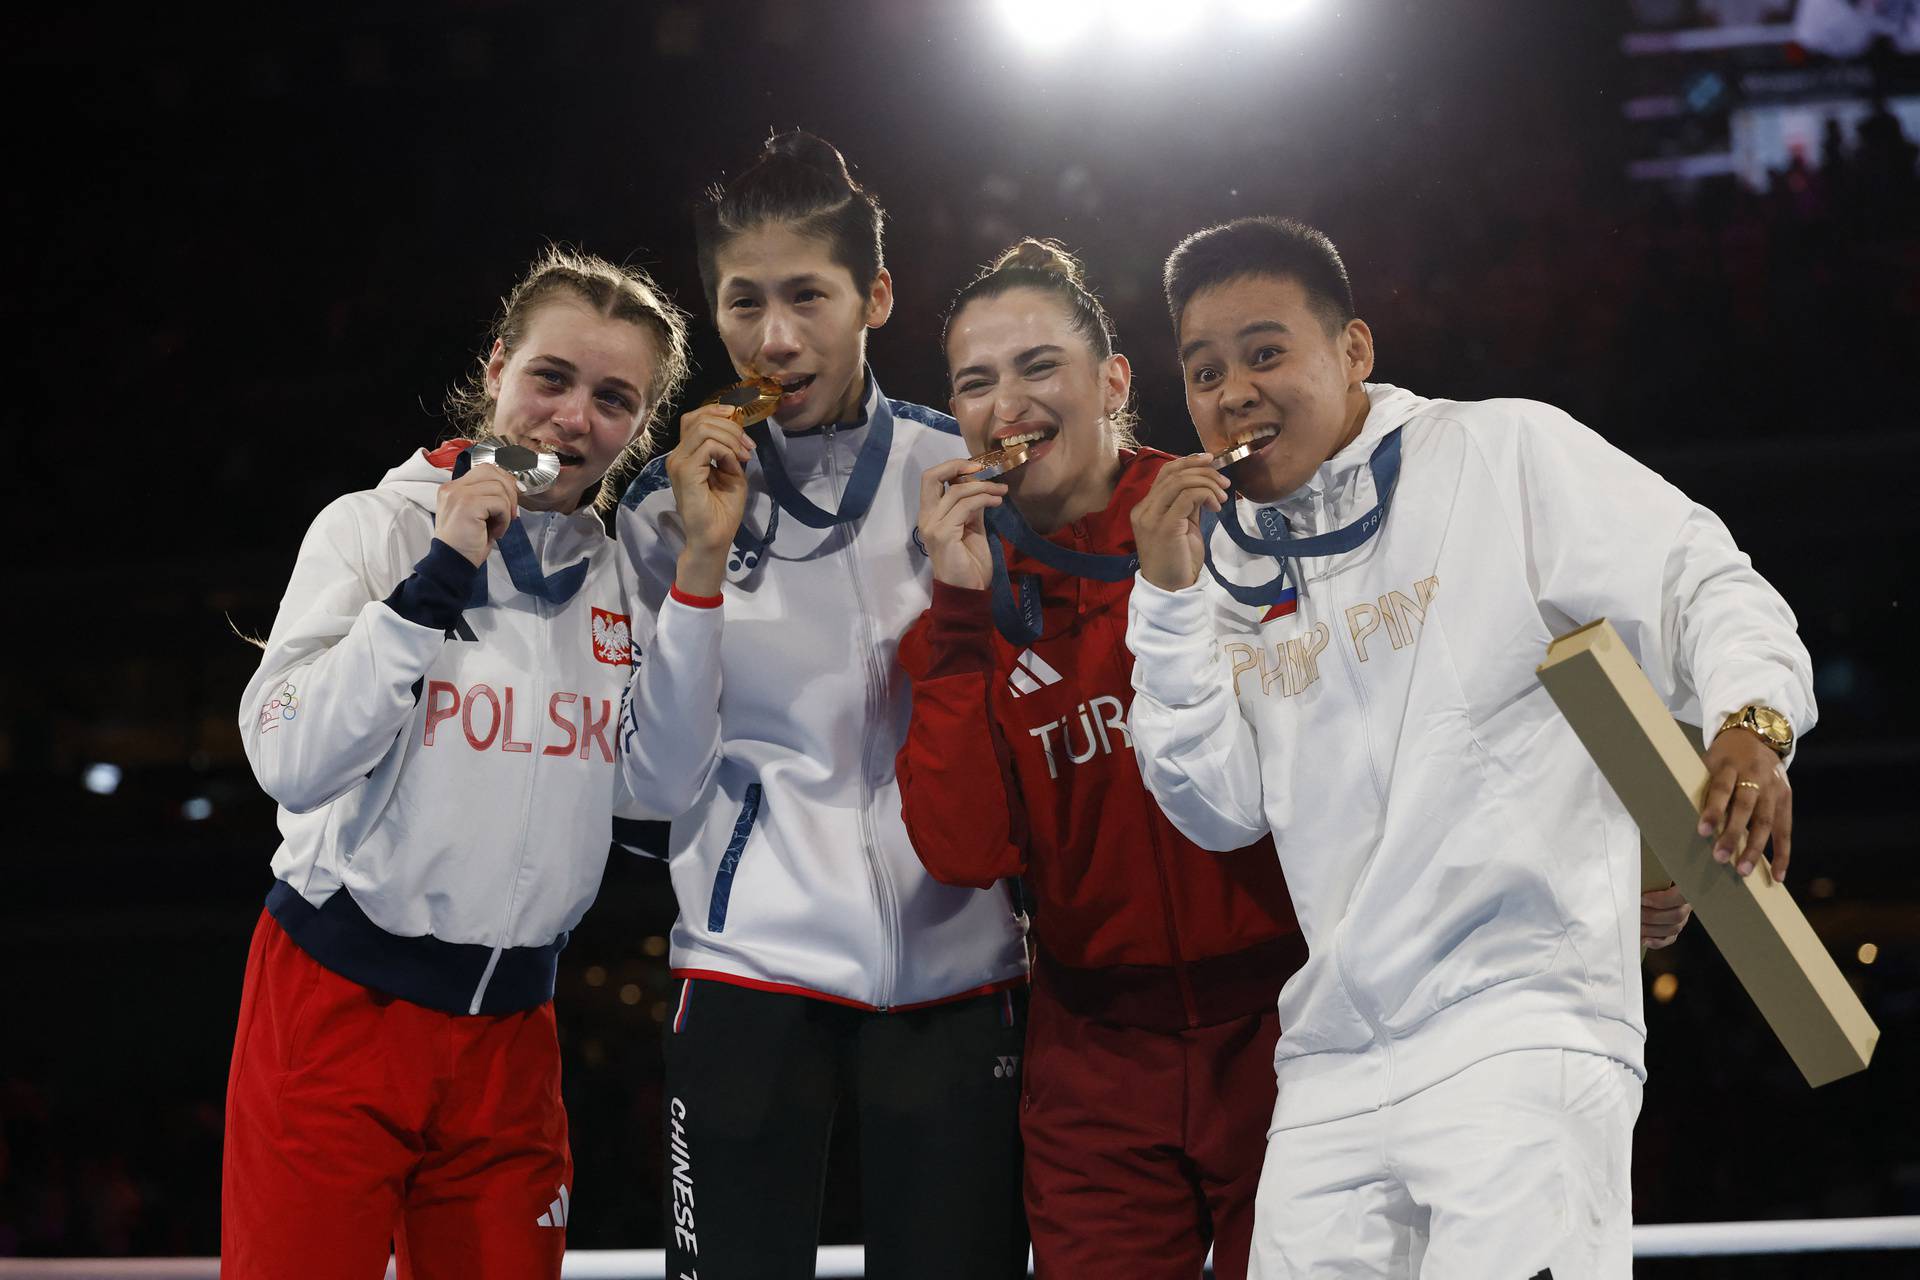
[437, 456, 524, 567]
[918, 457, 1008, 591]
[916, 435, 1036, 589]
[1130, 454, 1230, 592]
[667, 377, 770, 595]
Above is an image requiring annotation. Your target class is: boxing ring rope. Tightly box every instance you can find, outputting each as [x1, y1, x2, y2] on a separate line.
[5, 1217, 1919, 1278]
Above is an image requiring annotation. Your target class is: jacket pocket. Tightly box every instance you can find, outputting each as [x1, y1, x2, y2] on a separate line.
[707, 783, 764, 933]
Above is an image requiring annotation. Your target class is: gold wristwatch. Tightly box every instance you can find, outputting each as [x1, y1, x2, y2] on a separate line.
[1717, 703, 1794, 758]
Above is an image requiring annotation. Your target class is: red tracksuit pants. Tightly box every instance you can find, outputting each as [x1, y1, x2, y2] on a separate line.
[1021, 974, 1280, 1280]
[221, 911, 572, 1279]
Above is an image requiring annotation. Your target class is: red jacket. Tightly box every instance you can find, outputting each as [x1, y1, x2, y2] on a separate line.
[898, 450, 1303, 1031]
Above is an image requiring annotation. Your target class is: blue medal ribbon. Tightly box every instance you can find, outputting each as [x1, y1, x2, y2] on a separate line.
[1201, 427, 1404, 607]
[725, 396, 897, 575]
[451, 447, 590, 606]
[983, 504, 1138, 646]
[745, 398, 895, 530]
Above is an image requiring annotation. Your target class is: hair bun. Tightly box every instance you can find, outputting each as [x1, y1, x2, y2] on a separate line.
[992, 237, 1086, 288]
[761, 129, 856, 187]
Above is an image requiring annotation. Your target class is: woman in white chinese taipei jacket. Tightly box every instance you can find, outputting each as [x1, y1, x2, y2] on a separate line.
[615, 132, 1030, 1280]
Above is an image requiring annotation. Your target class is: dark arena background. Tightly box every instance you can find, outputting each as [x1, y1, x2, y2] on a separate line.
[4, 0, 1917, 1275]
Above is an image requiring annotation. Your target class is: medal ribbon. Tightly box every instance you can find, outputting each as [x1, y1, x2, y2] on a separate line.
[1201, 427, 1404, 607]
[451, 447, 590, 606]
[745, 396, 895, 530]
[983, 504, 1138, 646]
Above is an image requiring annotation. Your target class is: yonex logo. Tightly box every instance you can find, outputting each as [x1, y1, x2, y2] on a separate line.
[993, 1055, 1020, 1078]
[1007, 650, 1063, 698]
[536, 1183, 570, 1228]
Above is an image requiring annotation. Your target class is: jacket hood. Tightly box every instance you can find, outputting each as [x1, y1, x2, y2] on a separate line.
[1271, 383, 1434, 519]
[378, 440, 468, 512]
[1343, 383, 1432, 464]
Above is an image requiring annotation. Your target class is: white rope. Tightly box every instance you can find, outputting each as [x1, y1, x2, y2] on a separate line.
[1633, 1214, 1920, 1256]
[5, 1218, 1918, 1278]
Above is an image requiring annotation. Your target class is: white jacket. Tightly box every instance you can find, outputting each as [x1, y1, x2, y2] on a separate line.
[1127, 384, 1814, 1130]
[616, 378, 1030, 1009]
[240, 444, 645, 1014]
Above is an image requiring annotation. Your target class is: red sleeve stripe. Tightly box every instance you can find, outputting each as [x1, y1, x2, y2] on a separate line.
[670, 584, 724, 609]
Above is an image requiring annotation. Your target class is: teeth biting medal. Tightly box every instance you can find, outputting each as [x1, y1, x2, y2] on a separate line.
[968, 440, 1035, 482]
[703, 375, 787, 427]
[1212, 427, 1278, 470]
[465, 440, 562, 495]
[966, 426, 1055, 483]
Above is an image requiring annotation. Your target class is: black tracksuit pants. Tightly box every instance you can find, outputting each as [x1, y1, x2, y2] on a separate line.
[662, 976, 1029, 1279]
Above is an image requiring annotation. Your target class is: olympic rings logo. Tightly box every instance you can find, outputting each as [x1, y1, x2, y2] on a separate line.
[258, 682, 299, 733]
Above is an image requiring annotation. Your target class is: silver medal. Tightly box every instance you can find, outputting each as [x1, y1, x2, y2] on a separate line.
[467, 440, 562, 495]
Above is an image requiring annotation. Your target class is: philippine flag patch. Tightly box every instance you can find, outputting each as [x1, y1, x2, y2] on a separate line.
[1260, 592, 1299, 625]
[591, 608, 633, 666]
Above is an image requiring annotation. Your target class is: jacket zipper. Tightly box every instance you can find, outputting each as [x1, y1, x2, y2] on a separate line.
[1319, 486, 1388, 811]
[1140, 724, 1200, 1026]
[473, 511, 554, 1014]
[1089, 525, 1199, 1028]
[827, 421, 899, 1008]
[1313, 478, 1393, 1098]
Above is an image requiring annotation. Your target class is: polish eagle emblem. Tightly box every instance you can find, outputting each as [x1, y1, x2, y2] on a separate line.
[591, 608, 633, 666]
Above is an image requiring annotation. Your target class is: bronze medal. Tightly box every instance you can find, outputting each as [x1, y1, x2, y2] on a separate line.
[1212, 430, 1275, 470]
[968, 440, 1035, 483]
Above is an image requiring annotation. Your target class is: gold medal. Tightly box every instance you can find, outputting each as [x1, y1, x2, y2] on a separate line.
[702, 375, 786, 426]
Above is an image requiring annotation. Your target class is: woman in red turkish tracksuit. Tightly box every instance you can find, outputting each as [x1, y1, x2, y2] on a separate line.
[896, 240, 1304, 1280]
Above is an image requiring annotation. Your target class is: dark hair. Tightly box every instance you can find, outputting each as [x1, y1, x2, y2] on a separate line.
[1162, 217, 1355, 338]
[445, 245, 692, 513]
[944, 238, 1136, 447]
[943, 237, 1116, 360]
[694, 131, 885, 311]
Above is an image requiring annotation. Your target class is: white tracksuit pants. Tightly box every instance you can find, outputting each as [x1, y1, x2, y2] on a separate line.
[1250, 1048, 1642, 1280]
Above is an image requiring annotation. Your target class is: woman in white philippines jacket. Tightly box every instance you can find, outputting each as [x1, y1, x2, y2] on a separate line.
[1126, 217, 1803, 1278]
[226, 248, 689, 1280]
[617, 132, 1030, 1280]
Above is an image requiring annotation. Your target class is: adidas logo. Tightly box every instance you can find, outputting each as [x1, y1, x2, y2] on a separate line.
[1007, 649, 1063, 698]
[536, 1183, 571, 1228]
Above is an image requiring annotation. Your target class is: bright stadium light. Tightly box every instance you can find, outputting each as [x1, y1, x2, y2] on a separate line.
[992, 0, 1314, 55]
[994, 0, 1098, 53]
[84, 762, 123, 796]
[1227, 0, 1313, 24]
[182, 796, 214, 821]
[1111, 0, 1202, 43]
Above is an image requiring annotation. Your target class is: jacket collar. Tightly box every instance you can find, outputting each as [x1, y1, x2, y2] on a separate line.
[1268, 382, 1430, 521]
[1006, 447, 1165, 575]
